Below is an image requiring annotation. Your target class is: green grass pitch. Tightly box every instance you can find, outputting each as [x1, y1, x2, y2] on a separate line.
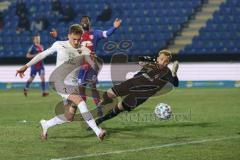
[0, 88, 239, 160]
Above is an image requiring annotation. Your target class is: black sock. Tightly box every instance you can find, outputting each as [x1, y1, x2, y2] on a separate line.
[96, 105, 122, 125]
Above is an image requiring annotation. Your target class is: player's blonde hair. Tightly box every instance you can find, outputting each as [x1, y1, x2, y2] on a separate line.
[68, 24, 83, 35]
[158, 49, 172, 60]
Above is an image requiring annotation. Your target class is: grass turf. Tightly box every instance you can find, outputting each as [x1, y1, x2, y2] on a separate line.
[0, 88, 239, 160]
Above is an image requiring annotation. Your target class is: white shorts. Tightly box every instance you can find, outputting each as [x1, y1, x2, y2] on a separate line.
[53, 68, 80, 105]
[58, 92, 70, 105]
[57, 85, 79, 105]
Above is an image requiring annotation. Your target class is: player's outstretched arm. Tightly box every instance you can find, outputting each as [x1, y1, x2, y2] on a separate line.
[16, 43, 57, 78]
[16, 65, 28, 78]
[98, 18, 122, 39]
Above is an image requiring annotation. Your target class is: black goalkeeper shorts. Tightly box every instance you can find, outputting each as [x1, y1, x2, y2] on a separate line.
[112, 75, 168, 110]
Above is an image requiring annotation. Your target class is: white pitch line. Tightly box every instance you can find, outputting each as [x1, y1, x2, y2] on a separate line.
[51, 135, 240, 160]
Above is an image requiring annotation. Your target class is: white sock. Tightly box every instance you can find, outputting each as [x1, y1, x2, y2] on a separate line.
[77, 101, 101, 136]
[45, 114, 68, 130]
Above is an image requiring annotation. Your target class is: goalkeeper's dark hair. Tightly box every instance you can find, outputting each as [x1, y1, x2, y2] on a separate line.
[68, 24, 83, 35]
[158, 49, 172, 60]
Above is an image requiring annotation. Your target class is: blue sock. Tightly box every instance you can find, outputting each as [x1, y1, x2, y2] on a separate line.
[41, 81, 45, 92]
[25, 81, 31, 89]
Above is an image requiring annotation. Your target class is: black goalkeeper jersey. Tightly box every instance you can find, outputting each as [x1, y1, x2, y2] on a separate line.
[134, 62, 179, 87]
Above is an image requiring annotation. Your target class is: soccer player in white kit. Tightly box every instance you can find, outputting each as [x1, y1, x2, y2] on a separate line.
[16, 24, 106, 141]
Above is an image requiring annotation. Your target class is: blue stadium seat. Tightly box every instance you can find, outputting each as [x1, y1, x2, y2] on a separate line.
[0, 0, 204, 57]
[183, 0, 240, 55]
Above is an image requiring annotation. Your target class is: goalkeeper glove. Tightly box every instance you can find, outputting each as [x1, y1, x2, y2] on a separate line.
[172, 61, 179, 77]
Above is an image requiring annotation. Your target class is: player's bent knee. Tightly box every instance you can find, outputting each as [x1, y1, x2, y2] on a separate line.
[65, 105, 77, 121]
[64, 112, 75, 122]
[68, 94, 82, 105]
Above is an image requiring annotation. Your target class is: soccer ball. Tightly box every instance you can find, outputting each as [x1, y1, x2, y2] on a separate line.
[154, 103, 172, 120]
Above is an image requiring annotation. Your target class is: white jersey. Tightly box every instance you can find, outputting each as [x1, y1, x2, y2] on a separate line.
[26, 40, 92, 88]
[26, 40, 91, 68]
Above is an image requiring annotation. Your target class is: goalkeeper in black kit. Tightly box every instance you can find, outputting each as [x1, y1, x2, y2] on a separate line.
[94, 49, 179, 126]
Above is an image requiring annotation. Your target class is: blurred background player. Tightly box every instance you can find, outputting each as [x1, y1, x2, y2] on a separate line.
[23, 34, 49, 97]
[50, 16, 122, 108]
[93, 50, 179, 126]
[78, 16, 121, 110]
[16, 24, 106, 141]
